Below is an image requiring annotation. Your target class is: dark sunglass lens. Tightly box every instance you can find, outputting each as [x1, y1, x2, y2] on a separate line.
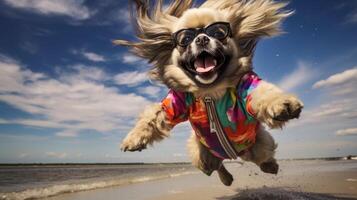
[206, 23, 229, 39]
[176, 30, 195, 46]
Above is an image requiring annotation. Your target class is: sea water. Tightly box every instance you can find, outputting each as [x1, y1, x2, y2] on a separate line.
[0, 163, 197, 200]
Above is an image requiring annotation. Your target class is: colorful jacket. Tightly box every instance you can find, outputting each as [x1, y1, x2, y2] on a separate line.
[161, 73, 261, 159]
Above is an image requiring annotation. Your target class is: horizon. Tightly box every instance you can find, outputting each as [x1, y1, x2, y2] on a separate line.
[1, 155, 354, 165]
[0, 0, 357, 163]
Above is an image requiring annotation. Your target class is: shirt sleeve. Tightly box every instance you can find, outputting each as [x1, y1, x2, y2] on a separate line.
[238, 72, 262, 117]
[161, 90, 189, 127]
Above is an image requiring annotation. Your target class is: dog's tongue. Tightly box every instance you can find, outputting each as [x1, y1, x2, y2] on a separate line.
[194, 56, 216, 73]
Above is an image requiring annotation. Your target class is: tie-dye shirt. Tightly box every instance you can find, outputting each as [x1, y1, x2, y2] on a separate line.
[161, 72, 261, 159]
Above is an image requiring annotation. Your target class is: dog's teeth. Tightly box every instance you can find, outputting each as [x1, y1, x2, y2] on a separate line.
[213, 59, 217, 66]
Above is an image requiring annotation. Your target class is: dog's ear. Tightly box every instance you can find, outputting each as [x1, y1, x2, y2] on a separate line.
[236, 0, 292, 56]
[113, 0, 193, 67]
[233, 0, 292, 39]
[203, 0, 292, 56]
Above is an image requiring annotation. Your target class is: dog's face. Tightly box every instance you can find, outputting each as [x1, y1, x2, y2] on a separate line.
[115, 0, 291, 94]
[171, 8, 238, 88]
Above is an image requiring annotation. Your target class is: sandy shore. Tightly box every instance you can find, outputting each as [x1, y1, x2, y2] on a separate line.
[46, 160, 357, 200]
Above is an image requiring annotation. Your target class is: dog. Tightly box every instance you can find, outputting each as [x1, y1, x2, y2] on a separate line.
[114, 0, 303, 186]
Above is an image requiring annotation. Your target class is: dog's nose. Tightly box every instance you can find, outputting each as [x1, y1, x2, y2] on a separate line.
[195, 34, 210, 46]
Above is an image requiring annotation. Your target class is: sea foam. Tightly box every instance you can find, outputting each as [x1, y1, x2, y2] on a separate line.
[0, 171, 198, 200]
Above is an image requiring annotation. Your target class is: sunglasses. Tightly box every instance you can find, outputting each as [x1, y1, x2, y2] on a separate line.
[172, 22, 232, 47]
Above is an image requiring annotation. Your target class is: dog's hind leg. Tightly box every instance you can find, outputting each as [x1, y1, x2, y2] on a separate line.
[217, 164, 233, 186]
[187, 133, 233, 186]
[239, 125, 279, 174]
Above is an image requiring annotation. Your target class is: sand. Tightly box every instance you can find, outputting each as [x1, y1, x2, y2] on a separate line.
[46, 160, 357, 200]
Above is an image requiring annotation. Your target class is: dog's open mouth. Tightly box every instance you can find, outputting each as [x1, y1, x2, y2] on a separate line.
[194, 52, 217, 75]
[184, 51, 228, 86]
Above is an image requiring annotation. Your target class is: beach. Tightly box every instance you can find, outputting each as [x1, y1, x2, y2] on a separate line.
[1, 159, 356, 200]
[42, 159, 357, 200]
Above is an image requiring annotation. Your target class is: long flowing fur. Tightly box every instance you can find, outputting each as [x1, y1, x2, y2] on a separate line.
[113, 0, 193, 79]
[119, 0, 302, 186]
[113, 0, 292, 88]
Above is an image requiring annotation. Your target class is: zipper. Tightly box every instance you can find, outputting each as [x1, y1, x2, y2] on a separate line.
[204, 96, 238, 160]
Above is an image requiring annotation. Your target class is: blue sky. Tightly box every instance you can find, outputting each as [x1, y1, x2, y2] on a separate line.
[0, 0, 356, 163]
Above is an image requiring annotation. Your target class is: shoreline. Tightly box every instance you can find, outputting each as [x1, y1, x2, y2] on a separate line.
[43, 160, 357, 200]
[1, 155, 355, 166]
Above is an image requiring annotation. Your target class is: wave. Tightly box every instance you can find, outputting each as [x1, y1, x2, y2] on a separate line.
[0, 171, 198, 200]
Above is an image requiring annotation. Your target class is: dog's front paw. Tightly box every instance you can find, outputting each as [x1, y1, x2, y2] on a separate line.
[120, 130, 149, 152]
[266, 95, 303, 127]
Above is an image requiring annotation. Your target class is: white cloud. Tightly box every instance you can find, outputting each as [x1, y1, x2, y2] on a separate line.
[0, 56, 151, 137]
[91, 7, 132, 29]
[114, 71, 148, 86]
[71, 50, 106, 62]
[55, 130, 79, 137]
[20, 41, 38, 54]
[173, 153, 185, 157]
[3, 0, 92, 20]
[288, 67, 357, 130]
[46, 152, 67, 159]
[122, 53, 144, 64]
[342, 2, 357, 24]
[278, 61, 316, 92]
[289, 98, 357, 128]
[0, 132, 49, 142]
[68, 65, 108, 81]
[336, 128, 357, 136]
[19, 153, 29, 158]
[137, 86, 163, 98]
[115, 8, 132, 33]
[81, 52, 106, 62]
[313, 67, 357, 89]
[350, 12, 357, 23]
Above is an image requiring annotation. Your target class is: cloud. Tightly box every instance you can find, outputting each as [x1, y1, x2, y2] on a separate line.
[0, 56, 151, 137]
[114, 71, 148, 86]
[119, 53, 150, 69]
[343, 2, 357, 24]
[55, 130, 79, 137]
[121, 53, 145, 64]
[3, 0, 92, 20]
[336, 128, 357, 136]
[336, 1, 357, 24]
[278, 61, 316, 92]
[115, 8, 132, 33]
[313, 67, 357, 89]
[173, 153, 185, 157]
[289, 67, 357, 129]
[19, 153, 29, 158]
[81, 52, 106, 62]
[137, 86, 163, 98]
[20, 41, 38, 55]
[72, 50, 106, 62]
[349, 12, 357, 23]
[0, 132, 49, 142]
[68, 65, 108, 81]
[289, 98, 357, 128]
[46, 152, 67, 159]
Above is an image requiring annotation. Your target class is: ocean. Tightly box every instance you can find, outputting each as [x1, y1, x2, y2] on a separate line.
[0, 163, 198, 200]
[1, 158, 356, 200]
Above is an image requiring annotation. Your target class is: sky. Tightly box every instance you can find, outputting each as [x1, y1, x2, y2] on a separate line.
[0, 0, 356, 163]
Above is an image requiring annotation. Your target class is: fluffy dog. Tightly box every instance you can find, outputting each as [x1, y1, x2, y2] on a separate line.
[115, 0, 303, 186]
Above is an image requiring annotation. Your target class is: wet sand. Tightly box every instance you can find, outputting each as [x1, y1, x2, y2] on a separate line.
[46, 160, 357, 200]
